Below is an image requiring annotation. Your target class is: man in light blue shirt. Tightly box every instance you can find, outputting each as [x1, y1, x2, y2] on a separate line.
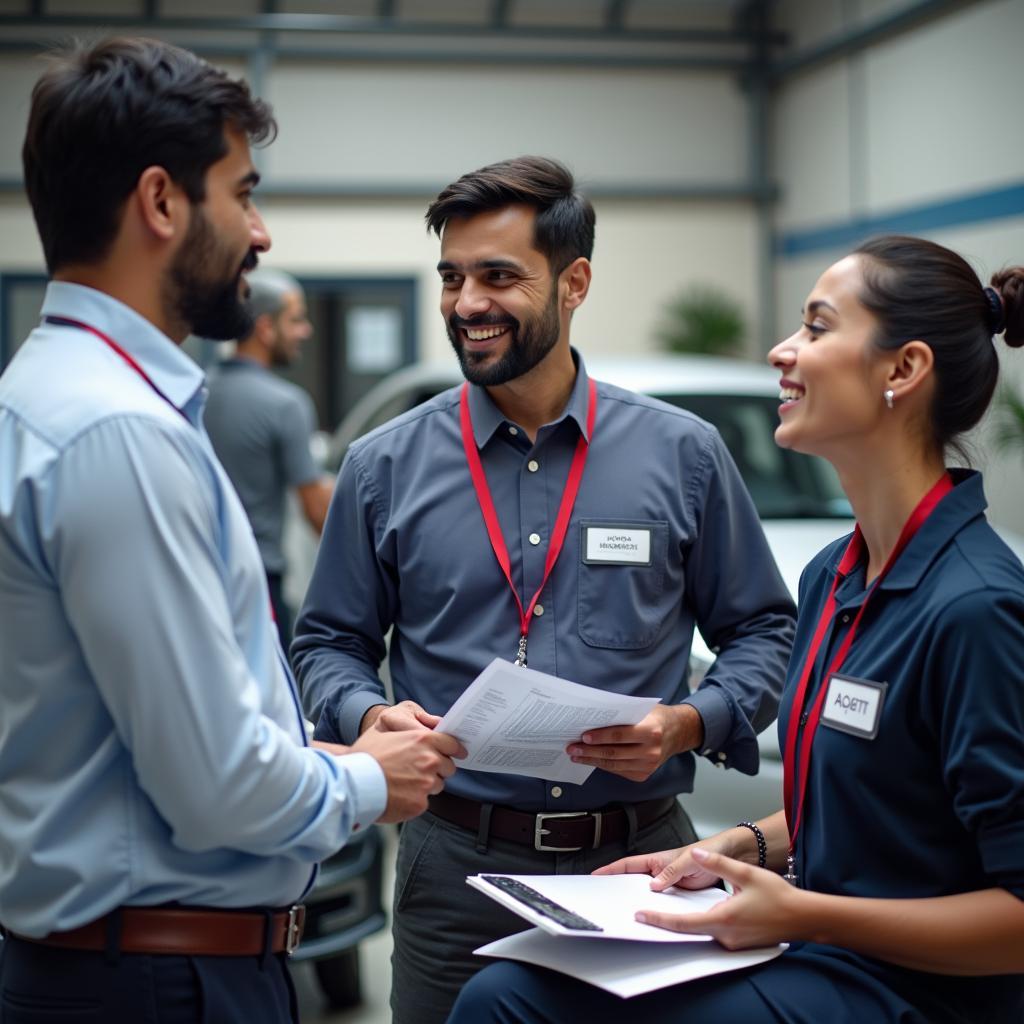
[0, 36, 461, 1022]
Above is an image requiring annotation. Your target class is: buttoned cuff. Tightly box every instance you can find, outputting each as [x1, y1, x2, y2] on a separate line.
[340, 692, 392, 745]
[683, 688, 732, 766]
[978, 819, 1024, 896]
[335, 750, 388, 830]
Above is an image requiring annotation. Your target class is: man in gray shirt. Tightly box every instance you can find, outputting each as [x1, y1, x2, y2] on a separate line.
[293, 156, 796, 1024]
[206, 270, 332, 647]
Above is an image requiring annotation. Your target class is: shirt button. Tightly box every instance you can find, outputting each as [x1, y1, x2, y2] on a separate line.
[533, 604, 545, 617]
[527, 460, 539, 473]
[551, 786, 562, 798]
[841, 613, 850, 623]
[529, 533, 541, 545]
[508, 426, 519, 436]
[717, 752, 727, 762]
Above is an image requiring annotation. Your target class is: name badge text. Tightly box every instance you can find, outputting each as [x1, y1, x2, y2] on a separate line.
[583, 526, 652, 566]
[820, 673, 887, 740]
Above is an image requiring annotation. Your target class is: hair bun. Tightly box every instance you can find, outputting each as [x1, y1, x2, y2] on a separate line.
[989, 268, 1024, 349]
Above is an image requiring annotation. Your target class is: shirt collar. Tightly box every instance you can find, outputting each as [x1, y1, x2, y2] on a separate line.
[826, 469, 987, 592]
[41, 281, 205, 417]
[465, 348, 594, 448]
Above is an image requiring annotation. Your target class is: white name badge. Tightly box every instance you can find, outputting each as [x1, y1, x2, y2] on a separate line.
[821, 673, 887, 740]
[583, 526, 652, 566]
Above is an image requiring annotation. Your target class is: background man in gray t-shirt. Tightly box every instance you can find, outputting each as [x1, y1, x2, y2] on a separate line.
[205, 269, 333, 647]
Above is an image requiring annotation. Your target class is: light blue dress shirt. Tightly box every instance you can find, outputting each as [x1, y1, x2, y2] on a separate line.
[294, 352, 796, 813]
[0, 282, 386, 937]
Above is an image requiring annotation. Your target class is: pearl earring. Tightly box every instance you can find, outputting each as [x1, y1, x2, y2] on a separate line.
[884, 389, 895, 410]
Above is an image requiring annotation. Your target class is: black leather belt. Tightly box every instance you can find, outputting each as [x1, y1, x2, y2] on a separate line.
[428, 792, 676, 852]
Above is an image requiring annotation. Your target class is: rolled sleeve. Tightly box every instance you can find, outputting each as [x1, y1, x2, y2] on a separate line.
[683, 687, 733, 761]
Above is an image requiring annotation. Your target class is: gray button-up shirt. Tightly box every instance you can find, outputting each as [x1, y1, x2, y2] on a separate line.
[293, 353, 796, 812]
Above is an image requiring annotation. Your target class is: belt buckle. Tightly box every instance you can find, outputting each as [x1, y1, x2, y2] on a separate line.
[534, 811, 595, 852]
[285, 905, 305, 956]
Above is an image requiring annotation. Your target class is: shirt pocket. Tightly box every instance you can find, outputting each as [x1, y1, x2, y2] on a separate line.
[577, 518, 671, 650]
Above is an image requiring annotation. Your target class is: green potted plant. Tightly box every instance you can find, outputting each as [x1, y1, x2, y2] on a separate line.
[992, 382, 1024, 458]
[655, 285, 745, 357]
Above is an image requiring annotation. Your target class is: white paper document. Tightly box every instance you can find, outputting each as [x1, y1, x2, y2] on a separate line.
[476, 928, 785, 999]
[436, 658, 660, 784]
[467, 872, 729, 942]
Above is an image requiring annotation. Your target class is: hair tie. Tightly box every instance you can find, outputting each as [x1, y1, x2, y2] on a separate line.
[983, 286, 1006, 335]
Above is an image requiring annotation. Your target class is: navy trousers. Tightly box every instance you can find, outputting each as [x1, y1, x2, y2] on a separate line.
[446, 947, 960, 1024]
[0, 934, 299, 1024]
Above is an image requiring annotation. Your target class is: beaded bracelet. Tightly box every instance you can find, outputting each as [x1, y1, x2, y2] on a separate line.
[736, 820, 767, 869]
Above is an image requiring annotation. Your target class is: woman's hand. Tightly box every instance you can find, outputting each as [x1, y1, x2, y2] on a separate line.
[636, 847, 806, 949]
[594, 828, 745, 892]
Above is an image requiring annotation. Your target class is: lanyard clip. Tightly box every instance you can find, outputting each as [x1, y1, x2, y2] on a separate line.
[783, 853, 798, 886]
[514, 635, 528, 667]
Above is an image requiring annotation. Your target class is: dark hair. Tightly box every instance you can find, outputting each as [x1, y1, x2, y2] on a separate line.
[425, 155, 595, 275]
[22, 36, 276, 273]
[852, 235, 1024, 456]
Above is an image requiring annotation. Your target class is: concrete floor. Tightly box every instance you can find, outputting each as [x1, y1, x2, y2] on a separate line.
[295, 826, 396, 1024]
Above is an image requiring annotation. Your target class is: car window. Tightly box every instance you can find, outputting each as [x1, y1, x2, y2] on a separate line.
[655, 393, 851, 520]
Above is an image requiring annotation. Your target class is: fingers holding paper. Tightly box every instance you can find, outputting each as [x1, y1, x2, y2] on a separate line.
[352, 720, 466, 824]
[636, 848, 803, 949]
[592, 848, 685, 880]
[566, 703, 704, 782]
[597, 830, 739, 892]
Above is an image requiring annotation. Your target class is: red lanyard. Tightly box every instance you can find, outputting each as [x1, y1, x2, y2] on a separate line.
[45, 315, 283, 630]
[460, 378, 597, 666]
[781, 472, 954, 882]
[44, 315, 188, 422]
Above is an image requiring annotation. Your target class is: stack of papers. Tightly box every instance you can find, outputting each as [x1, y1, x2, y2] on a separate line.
[436, 658, 660, 785]
[469, 873, 785, 998]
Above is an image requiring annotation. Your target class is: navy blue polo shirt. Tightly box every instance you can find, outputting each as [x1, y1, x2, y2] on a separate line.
[766, 469, 1024, 1022]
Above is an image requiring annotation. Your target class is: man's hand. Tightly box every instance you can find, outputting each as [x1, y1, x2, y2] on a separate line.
[360, 700, 441, 735]
[351, 726, 467, 824]
[566, 703, 704, 782]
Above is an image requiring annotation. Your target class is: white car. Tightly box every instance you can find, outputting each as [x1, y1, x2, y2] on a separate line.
[302, 353, 1024, 839]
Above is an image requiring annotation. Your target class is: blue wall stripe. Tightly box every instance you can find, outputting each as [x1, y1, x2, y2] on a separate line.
[778, 182, 1024, 258]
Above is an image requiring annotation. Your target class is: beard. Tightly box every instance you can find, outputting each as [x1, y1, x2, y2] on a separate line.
[448, 284, 561, 387]
[165, 207, 257, 341]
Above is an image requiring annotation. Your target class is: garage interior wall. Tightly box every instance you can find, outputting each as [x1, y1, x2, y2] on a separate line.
[0, 32, 759, 366]
[0, 0, 1021, 530]
[771, 0, 1024, 531]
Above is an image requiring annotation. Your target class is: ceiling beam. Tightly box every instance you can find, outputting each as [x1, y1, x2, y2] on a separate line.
[0, 11, 786, 46]
[0, 177, 775, 202]
[0, 37, 746, 70]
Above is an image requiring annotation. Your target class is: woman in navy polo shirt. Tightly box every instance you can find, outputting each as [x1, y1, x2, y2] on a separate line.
[447, 235, 1024, 1024]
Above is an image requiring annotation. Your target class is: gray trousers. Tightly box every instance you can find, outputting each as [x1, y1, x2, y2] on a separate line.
[390, 800, 697, 1024]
